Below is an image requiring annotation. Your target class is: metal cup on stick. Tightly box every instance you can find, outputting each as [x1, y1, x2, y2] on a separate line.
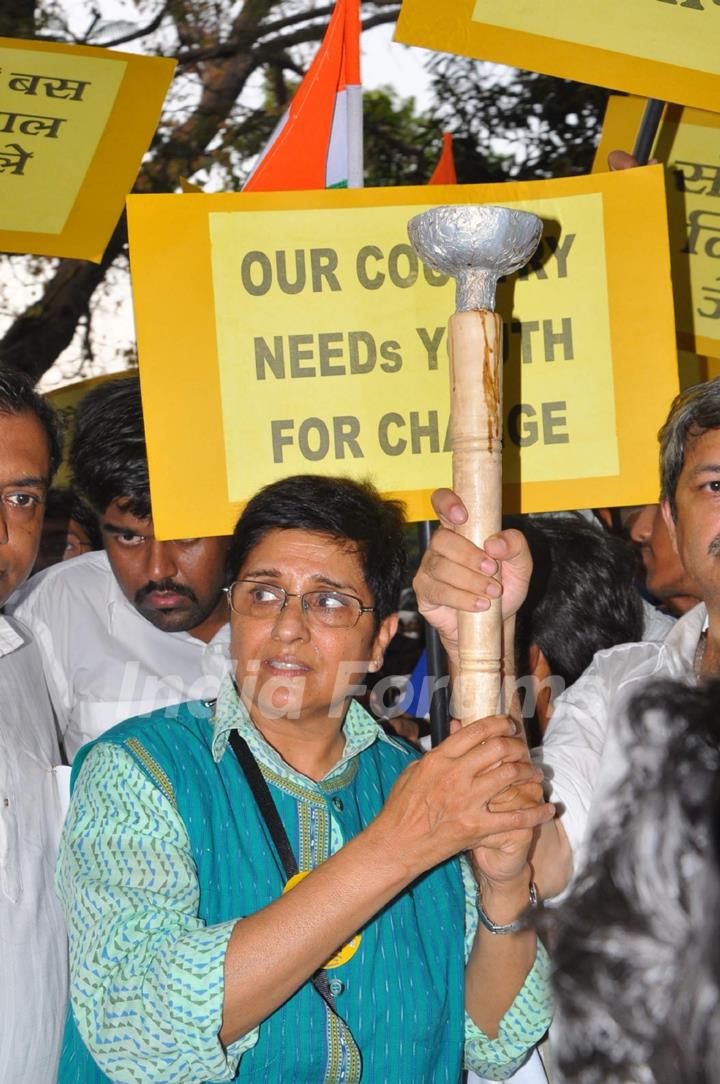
[408, 204, 542, 724]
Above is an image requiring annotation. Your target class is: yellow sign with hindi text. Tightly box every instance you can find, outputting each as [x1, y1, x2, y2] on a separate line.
[128, 169, 677, 539]
[395, 0, 720, 113]
[595, 96, 720, 359]
[0, 38, 175, 261]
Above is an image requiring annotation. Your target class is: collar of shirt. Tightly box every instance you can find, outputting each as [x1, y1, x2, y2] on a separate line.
[210, 671, 400, 786]
[0, 614, 26, 658]
[663, 601, 708, 666]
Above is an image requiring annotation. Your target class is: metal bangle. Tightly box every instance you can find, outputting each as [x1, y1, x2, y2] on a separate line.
[477, 880, 539, 935]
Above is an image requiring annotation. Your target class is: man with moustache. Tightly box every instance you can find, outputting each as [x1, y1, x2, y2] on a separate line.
[0, 371, 67, 1081]
[11, 377, 231, 761]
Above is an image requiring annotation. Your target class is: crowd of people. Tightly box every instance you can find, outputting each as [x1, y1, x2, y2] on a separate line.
[2, 360, 719, 1084]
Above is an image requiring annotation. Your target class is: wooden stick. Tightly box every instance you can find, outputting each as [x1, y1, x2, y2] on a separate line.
[407, 201, 541, 725]
[448, 308, 503, 723]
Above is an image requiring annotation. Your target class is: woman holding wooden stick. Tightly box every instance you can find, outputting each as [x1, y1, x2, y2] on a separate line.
[57, 474, 552, 1084]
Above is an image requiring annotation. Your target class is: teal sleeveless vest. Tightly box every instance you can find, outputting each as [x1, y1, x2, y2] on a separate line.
[58, 701, 467, 1083]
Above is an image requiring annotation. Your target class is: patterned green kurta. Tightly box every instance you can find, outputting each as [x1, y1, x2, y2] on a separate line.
[56, 675, 551, 1083]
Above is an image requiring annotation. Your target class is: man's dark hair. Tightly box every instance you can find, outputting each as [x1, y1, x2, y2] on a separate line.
[0, 368, 62, 478]
[514, 515, 644, 691]
[659, 377, 720, 518]
[70, 377, 150, 518]
[227, 475, 407, 627]
[44, 486, 102, 549]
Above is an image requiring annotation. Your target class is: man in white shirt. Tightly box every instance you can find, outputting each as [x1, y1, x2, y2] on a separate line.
[11, 377, 232, 761]
[0, 371, 68, 1082]
[413, 376, 720, 894]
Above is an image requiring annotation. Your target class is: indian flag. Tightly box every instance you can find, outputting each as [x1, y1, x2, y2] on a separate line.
[244, 0, 362, 192]
[429, 132, 457, 185]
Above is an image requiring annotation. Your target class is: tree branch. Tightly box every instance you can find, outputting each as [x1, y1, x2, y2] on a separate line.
[258, 0, 398, 36]
[0, 217, 128, 383]
[254, 10, 400, 58]
[85, 4, 170, 48]
[176, 6, 400, 68]
[255, 5, 336, 38]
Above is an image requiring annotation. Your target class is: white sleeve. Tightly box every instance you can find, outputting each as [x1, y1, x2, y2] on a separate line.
[530, 658, 612, 867]
[10, 586, 72, 742]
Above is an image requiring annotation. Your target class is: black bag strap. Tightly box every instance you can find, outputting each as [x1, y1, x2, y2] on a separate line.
[228, 730, 336, 1012]
[229, 730, 298, 879]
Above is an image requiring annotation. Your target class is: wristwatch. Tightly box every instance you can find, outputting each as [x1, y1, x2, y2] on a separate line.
[477, 880, 539, 935]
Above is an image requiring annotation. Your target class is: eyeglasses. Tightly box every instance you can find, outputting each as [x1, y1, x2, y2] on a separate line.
[226, 580, 375, 629]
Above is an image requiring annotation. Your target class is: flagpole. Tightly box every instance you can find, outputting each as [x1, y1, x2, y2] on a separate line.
[418, 521, 451, 746]
[347, 85, 364, 188]
[347, 0, 363, 188]
[632, 98, 665, 165]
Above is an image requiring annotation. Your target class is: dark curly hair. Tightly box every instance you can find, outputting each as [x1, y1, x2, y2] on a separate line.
[514, 514, 644, 690]
[69, 377, 150, 518]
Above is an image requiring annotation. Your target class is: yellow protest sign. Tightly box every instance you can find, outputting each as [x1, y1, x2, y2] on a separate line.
[128, 168, 677, 539]
[209, 195, 618, 498]
[395, 0, 720, 113]
[595, 96, 720, 359]
[0, 38, 175, 261]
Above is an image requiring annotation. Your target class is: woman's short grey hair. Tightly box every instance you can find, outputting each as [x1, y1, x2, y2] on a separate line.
[659, 377, 720, 518]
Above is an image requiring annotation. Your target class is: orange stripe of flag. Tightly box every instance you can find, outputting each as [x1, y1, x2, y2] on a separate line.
[429, 132, 457, 185]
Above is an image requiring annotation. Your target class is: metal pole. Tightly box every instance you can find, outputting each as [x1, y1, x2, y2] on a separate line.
[418, 520, 450, 746]
[632, 98, 665, 165]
